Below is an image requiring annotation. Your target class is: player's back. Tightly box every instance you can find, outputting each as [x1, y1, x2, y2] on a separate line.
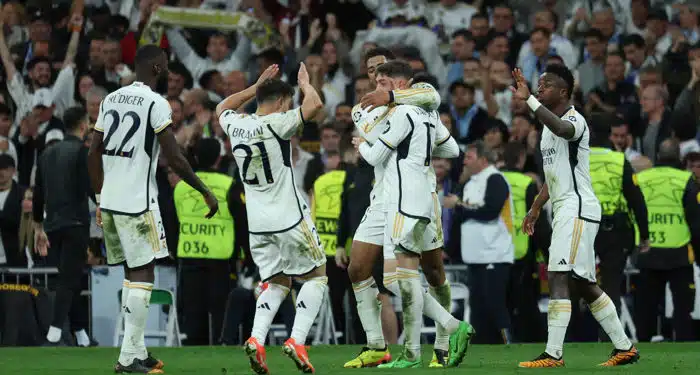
[380, 105, 438, 219]
[95, 82, 171, 215]
[221, 108, 307, 233]
[539, 107, 600, 221]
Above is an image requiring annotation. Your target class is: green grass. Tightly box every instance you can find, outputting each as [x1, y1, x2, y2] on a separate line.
[0, 343, 698, 374]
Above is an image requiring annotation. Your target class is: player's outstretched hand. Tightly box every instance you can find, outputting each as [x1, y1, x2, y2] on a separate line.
[360, 90, 390, 111]
[522, 207, 540, 236]
[203, 191, 219, 219]
[351, 136, 365, 150]
[255, 64, 279, 86]
[510, 68, 531, 101]
[298, 62, 310, 86]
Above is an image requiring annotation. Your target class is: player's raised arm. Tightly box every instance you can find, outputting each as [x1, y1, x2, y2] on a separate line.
[298, 62, 324, 122]
[511, 67, 576, 140]
[215, 64, 279, 118]
[354, 107, 412, 166]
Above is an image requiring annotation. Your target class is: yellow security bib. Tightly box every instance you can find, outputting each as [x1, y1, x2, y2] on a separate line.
[502, 171, 533, 260]
[589, 147, 628, 215]
[174, 172, 235, 259]
[311, 170, 346, 256]
[636, 167, 692, 249]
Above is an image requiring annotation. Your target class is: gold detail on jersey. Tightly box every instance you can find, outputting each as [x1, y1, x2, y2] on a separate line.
[568, 219, 584, 264]
[300, 220, 324, 261]
[394, 88, 433, 100]
[145, 212, 160, 253]
[357, 106, 396, 135]
[154, 120, 172, 134]
[379, 138, 395, 149]
[393, 213, 405, 239]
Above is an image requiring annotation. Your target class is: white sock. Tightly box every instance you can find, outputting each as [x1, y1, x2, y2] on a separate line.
[352, 277, 385, 349]
[429, 280, 452, 351]
[383, 272, 400, 296]
[589, 293, 633, 350]
[290, 276, 329, 344]
[118, 282, 152, 365]
[75, 329, 90, 347]
[251, 282, 290, 344]
[545, 299, 571, 359]
[46, 326, 62, 343]
[121, 280, 130, 311]
[397, 268, 423, 360]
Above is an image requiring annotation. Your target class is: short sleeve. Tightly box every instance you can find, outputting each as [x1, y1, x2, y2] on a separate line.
[435, 118, 451, 146]
[266, 108, 303, 140]
[93, 100, 106, 132]
[565, 111, 586, 141]
[219, 109, 248, 136]
[378, 107, 412, 150]
[151, 97, 173, 134]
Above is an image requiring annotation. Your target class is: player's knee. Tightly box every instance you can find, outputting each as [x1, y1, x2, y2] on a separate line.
[422, 267, 444, 287]
[347, 261, 370, 283]
[548, 271, 570, 299]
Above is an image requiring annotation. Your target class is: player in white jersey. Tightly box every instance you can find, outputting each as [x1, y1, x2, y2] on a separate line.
[512, 65, 639, 367]
[215, 63, 327, 375]
[88, 45, 218, 374]
[354, 61, 474, 369]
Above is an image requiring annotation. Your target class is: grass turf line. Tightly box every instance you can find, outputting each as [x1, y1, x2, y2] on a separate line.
[0, 343, 698, 374]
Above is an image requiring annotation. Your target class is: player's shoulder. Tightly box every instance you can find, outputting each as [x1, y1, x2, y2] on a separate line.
[219, 109, 248, 123]
[561, 106, 587, 125]
[409, 82, 436, 92]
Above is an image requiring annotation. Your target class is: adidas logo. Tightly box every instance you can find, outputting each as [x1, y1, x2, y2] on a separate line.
[125, 307, 131, 314]
[431, 237, 438, 243]
[257, 302, 271, 310]
[558, 259, 567, 265]
[370, 284, 378, 289]
[296, 301, 307, 309]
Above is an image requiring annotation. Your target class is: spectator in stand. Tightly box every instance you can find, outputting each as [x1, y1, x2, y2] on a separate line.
[484, 31, 511, 65]
[0, 104, 18, 166]
[490, 2, 528, 68]
[622, 34, 658, 86]
[168, 97, 185, 136]
[674, 49, 700, 125]
[167, 61, 194, 99]
[352, 74, 372, 104]
[519, 28, 556, 89]
[450, 80, 491, 146]
[488, 60, 514, 126]
[99, 38, 132, 86]
[447, 29, 478, 86]
[576, 29, 607, 97]
[677, 2, 700, 45]
[640, 84, 673, 162]
[586, 53, 639, 120]
[609, 120, 642, 162]
[429, 0, 478, 39]
[626, 0, 650, 36]
[223, 71, 247, 98]
[0, 154, 25, 267]
[469, 12, 491, 53]
[673, 115, 700, 160]
[199, 70, 226, 101]
[647, 7, 673, 61]
[686, 152, 700, 181]
[518, 10, 577, 72]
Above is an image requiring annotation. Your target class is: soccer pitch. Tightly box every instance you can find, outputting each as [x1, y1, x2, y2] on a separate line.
[1, 343, 698, 374]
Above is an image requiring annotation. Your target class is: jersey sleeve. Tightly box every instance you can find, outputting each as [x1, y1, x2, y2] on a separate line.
[393, 82, 441, 111]
[150, 96, 173, 134]
[378, 107, 412, 150]
[267, 108, 303, 139]
[219, 109, 248, 136]
[564, 110, 586, 141]
[93, 100, 106, 133]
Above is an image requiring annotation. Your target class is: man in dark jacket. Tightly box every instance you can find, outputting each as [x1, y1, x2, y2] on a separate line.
[33, 106, 92, 346]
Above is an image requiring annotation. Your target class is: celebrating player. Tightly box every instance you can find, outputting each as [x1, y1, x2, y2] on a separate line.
[512, 65, 639, 367]
[353, 60, 473, 368]
[344, 48, 460, 369]
[88, 44, 219, 374]
[216, 63, 327, 375]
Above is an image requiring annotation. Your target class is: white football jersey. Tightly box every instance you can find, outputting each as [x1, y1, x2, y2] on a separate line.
[378, 105, 438, 220]
[429, 118, 454, 192]
[220, 108, 307, 233]
[539, 107, 601, 222]
[94, 82, 172, 214]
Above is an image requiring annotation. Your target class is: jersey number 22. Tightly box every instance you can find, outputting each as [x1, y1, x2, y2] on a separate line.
[102, 110, 140, 158]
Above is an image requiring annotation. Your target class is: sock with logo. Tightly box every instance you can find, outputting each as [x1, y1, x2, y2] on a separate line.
[121, 280, 130, 312]
[46, 326, 62, 343]
[397, 268, 424, 361]
[429, 280, 453, 351]
[589, 293, 633, 350]
[383, 272, 400, 296]
[352, 277, 385, 349]
[290, 276, 329, 344]
[74, 329, 90, 347]
[250, 282, 290, 344]
[118, 282, 152, 366]
[545, 299, 571, 359]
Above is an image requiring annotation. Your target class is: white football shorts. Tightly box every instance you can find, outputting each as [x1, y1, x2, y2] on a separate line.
[250, 213, 327, 281]
[102, 209, 169, 268]
[548, 215, 599, 283]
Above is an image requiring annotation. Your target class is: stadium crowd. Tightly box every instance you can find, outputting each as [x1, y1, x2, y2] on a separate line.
[0, 0, 700, 347]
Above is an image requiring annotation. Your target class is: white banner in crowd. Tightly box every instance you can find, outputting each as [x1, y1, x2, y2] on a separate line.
[140, 6, 279, 50]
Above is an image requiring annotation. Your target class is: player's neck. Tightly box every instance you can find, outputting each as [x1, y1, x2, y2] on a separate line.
[255, 103, 278, 116]
[548, 102, 570, 117]
[135, 75, 157, 90]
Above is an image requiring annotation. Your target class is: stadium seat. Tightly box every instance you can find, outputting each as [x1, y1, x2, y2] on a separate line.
[113, 289, 186, 347]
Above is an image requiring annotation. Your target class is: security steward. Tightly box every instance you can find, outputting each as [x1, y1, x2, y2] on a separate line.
[32, 107, 93, 346]
[501, 141, 550, 343]
[588, 114, 650, 314]
[634, 139, 700, 342]
[173, 138, 248, 345]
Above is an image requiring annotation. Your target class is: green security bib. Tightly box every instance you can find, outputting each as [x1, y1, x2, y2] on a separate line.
[636, 167, 692, 248]
[589, 147, 628, 215]
[174, 172, 235, 259]
[312, 170, 346, 256]
[502, 172, 533, 260]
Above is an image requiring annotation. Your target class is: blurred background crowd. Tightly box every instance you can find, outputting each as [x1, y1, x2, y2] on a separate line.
[0, 0, 699, 348]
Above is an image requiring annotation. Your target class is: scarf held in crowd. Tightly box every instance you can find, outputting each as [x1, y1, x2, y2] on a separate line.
[139, 6, 279, 50]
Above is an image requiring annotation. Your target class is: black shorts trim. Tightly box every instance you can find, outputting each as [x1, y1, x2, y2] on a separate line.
[579, 216, 600, 224]
[249, 216, 303, 235]
[101, 207, 149, 217]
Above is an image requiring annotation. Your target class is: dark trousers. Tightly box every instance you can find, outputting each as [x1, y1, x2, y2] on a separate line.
[467, 263, 511, 344]
[634, 266, 696, 342]
[46, 225, 89, 333]
[507, 257, 543, 343]
[179, 259, 232, 345]
[594, 230, 631, 313]
[325, 256, 364, 344]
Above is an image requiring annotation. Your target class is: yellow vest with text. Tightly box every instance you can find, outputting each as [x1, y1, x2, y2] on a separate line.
[312, 170, 346, 256]
[502, 172, 532, 260]
[636, 167, 692, 249]
[174, 172, 234, 259]
[589, 147, 628, 216]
